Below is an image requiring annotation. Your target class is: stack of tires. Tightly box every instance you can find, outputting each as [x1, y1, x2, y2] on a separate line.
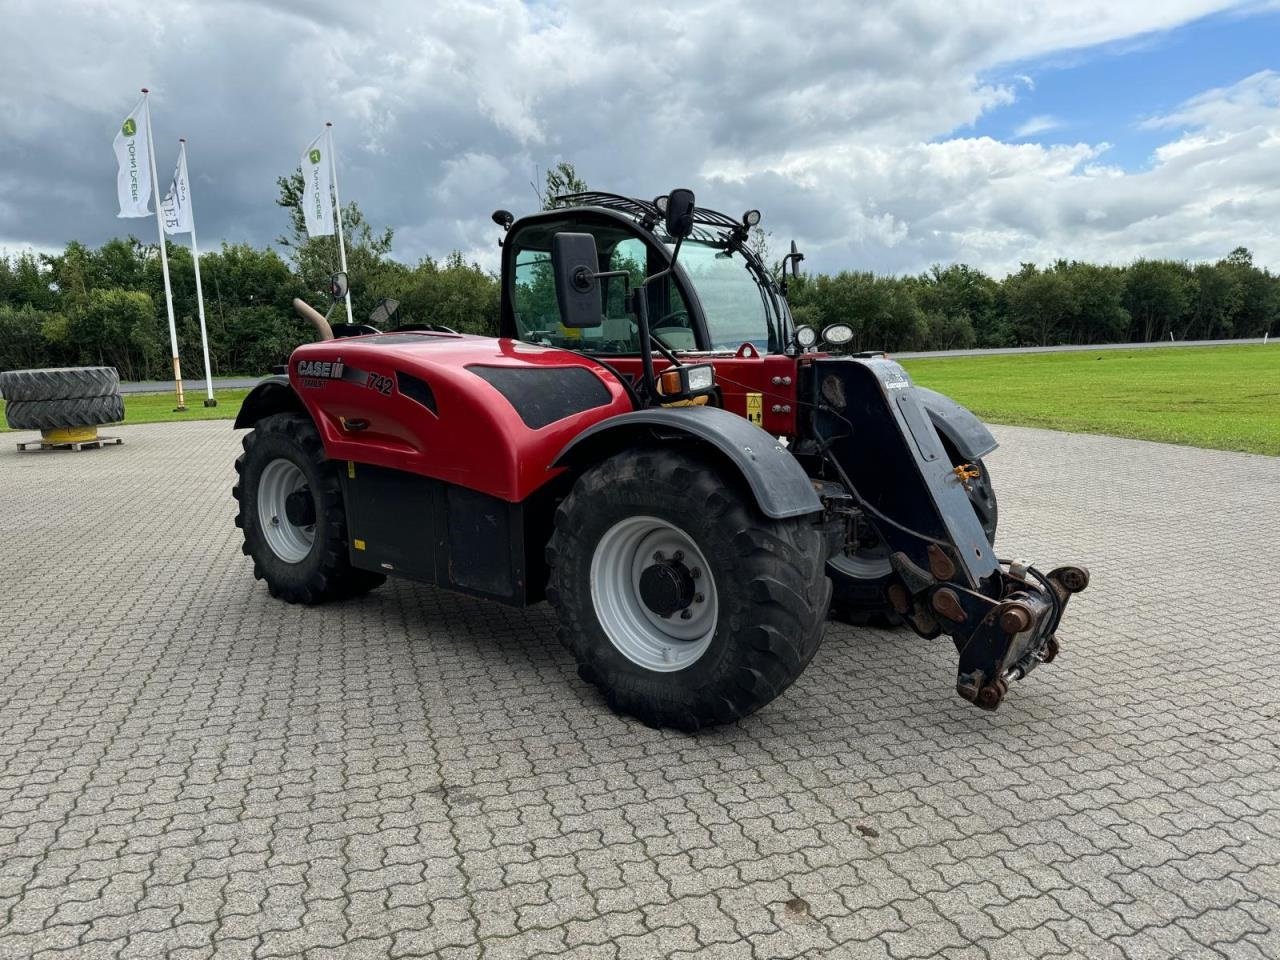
[0, 367, 125, 437]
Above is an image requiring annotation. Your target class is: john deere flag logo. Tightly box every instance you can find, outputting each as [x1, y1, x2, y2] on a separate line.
[300, 132, 334, 237]
[113, 98, 151, 218]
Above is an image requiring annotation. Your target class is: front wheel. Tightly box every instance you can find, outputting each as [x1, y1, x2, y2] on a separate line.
[547, 448, 831, 730]
[233, 413, 384, 604]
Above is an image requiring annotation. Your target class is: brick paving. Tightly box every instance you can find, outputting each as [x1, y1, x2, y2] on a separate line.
[0, 420, 1277, 959]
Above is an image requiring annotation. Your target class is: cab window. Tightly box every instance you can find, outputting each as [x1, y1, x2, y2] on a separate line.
[510, 220, 696, 354]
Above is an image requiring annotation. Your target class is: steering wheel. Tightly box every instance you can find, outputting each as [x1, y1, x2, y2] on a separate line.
[652, 309, 689, 330]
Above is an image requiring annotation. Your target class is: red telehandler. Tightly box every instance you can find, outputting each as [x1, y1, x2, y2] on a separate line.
[233, 189, 1087, 729]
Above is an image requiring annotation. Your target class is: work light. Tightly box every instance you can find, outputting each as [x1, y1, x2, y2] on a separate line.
[658, 363, 715, 398]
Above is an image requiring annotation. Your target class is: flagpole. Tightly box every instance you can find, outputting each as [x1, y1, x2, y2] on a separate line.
[325, 122, 355, 326]
[180, 140, 216, 407]
[142, 88, 185, 411]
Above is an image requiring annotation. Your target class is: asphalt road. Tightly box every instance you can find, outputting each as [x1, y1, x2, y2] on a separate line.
[1, 421, 1277, 958]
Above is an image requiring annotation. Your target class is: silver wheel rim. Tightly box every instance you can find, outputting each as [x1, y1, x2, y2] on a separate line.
[590, 516, 719, 672]
[257, 458, 315, 564]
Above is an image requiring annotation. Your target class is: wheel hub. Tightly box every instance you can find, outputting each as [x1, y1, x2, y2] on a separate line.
[638, 558, 696, 619]
[284, 489, 316, 526]
[589, 516, 719, 672]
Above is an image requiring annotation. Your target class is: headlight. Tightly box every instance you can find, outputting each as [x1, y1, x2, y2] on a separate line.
[658, 363, 715, 397]
[822, 323, 854, 346]
[795, 325, 818, 349]
[686, 364, 714, 392]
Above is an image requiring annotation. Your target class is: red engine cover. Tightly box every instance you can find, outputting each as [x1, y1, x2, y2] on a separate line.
[288, 333, 633, 503]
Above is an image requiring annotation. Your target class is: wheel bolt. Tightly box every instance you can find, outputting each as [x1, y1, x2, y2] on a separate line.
[691, 568, 701, 579]
[679, 609, 692, 620]
[694, 593, 704, 604]
[673, 550, 684, 561]
[653, 551, 665, 562]
[271, 515, 280, 526]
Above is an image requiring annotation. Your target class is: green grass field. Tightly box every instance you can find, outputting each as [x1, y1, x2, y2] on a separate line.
[2, 345, 1276, 455]
[903, 344, 1279, 456]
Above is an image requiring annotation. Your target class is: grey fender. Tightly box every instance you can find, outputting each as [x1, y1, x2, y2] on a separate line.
[232, 375, 307, 429]
[914, 386, 998, 460]
[552, 406, 823, 520]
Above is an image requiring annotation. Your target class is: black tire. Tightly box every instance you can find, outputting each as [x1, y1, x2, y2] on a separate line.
[0, 366, 119, 402]
[828, 452, 997, 626]
[4, 395, 125, 431]
[232, 413, 384, 604]
[546, 447, 831, 731]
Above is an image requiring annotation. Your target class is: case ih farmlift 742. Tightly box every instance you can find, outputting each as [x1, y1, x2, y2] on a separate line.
[231, 188, 1088, 730]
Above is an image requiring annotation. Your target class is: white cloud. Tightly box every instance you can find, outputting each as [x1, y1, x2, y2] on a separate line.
[0, 0, 1274, 278]
[706, 68, 1280, 275]
[1013, 115, 1062, 138]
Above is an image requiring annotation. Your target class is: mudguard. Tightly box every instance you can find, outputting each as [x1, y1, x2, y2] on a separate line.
[553, 406, 823, 520]
[233, 375, 304, 429]
[915, 386, 998, 461]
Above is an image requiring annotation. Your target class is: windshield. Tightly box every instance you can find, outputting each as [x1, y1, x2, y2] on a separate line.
[674, 239, 777, 350]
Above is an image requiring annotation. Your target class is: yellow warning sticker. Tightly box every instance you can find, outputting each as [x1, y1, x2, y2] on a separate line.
[353, 539, 366, 551]
[746, 393, 763, 426]
[347, 461, 356, 478]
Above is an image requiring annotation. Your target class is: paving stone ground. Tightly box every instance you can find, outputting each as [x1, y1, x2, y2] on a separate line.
[0, 420, 1277, 959]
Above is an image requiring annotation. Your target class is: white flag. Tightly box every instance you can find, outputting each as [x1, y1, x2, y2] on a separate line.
[113, 98, 152, 218]
[160, 146, 193, 235]
[301, 132, 334, 237]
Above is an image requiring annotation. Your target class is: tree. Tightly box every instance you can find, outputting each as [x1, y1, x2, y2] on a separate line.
[1124, 260, 1192, 342]
[1218, 247, 1280, 338]
[398, 252, 500, 335]
[1057, 261, 1128, 344]
[1003, 264, 1076, 346]
[65, 288, 161, 380]
[912, 264, 995, 348]
[535, 162, 588, 210]
[0, 304, 61, 371]
[275, 170, 394, 321]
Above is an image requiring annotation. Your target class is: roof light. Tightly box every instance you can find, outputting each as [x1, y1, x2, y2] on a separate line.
[743, 209, 761, 228]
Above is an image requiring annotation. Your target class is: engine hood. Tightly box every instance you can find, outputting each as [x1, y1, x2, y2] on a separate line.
[287, 332, 635, 503]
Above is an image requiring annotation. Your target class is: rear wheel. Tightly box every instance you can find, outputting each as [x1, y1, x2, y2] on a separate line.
[547, 447, 831, 730]
[829, 450, 997, 626]
[233, 413, 384, 604]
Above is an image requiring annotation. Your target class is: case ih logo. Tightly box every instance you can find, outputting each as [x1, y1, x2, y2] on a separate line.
[296, 359, 345, 387]
[297, 359, 345, 378]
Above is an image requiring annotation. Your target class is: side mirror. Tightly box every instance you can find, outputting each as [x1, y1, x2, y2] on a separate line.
[328, 271, 349, 301]
[789, 240, 805, 278]
[551, 232, 602, 328]
[664, 188, 696, 239]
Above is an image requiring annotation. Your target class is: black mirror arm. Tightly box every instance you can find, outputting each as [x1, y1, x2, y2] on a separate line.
[628, 287, 660, 406]
[640, 234, 685, 289]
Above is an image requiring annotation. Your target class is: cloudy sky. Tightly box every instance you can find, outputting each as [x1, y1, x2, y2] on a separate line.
[2, 0, 1279, 276]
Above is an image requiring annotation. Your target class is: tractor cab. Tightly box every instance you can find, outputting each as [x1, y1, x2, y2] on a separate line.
[498, 192, 789, 359]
